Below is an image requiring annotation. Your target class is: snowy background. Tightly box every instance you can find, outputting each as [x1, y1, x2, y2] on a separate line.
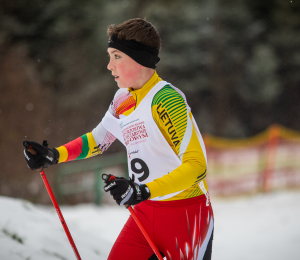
[1, 190, 299, 260]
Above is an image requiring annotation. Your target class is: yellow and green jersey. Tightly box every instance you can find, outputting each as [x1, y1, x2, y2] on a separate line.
[56, 71, 208, 201]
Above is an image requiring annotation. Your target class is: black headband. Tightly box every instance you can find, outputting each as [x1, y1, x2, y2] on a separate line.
[108, 34, 160, 69]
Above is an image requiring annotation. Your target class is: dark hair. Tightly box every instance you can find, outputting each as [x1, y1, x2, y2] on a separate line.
[107, 18, 161, 50]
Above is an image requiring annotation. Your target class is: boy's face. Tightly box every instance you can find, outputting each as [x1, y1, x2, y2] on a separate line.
[107, 47, 143, 89]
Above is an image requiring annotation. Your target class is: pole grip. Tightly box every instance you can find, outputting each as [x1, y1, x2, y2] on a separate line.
[23, 142, 43, 172]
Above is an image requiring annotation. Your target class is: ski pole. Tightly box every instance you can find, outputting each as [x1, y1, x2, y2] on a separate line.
[127, 206, 164, 260]
[25, 146, 82, 260]
[102, 174, 164, 260]
[39, 169, 82, 260]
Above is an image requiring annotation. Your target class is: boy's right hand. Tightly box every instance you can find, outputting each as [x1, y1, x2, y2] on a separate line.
[23, 140, 59, 170]
[102, 174, 150, 207]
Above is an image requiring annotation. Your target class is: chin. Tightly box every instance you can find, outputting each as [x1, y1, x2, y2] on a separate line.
[117, 82, 128, 89]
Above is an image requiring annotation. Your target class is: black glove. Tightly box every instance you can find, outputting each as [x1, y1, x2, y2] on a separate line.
[23, 140, 59, 170]
[103, 174, 151, 206]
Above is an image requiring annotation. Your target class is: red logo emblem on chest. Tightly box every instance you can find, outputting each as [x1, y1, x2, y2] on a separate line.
[122, 121, 148, 146]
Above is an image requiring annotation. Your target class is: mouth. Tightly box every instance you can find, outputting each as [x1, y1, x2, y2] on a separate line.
[113, 75, 119, 81]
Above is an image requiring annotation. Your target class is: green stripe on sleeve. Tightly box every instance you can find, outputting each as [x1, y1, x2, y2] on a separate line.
[76, 134, 89, 160]
[152, 85, 173, 105]
[152, 85, 190, 154]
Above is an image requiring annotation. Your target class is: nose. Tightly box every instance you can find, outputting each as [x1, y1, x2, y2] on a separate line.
[107, 58, 114, 71]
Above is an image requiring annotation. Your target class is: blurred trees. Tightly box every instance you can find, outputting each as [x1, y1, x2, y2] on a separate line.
[0, 0, 299, 200]
[143, 0, 300, 136]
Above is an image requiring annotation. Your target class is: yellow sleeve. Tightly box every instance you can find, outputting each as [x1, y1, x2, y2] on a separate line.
[146, 86, 207, 199]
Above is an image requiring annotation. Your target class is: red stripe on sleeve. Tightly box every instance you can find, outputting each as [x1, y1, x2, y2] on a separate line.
[64, 137, 83, 161]
[118, 103, 135, 116]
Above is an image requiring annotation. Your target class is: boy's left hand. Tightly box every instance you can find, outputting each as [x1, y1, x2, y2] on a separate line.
[103, 174, 150, 206]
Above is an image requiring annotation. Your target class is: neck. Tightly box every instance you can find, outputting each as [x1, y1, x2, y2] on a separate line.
[131, 69, 155, 90]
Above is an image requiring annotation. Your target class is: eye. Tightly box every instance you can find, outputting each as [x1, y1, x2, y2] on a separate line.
[115, 54, 120, 59]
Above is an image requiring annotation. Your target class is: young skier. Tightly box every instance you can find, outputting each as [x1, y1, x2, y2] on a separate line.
[24, 18, 214, 260]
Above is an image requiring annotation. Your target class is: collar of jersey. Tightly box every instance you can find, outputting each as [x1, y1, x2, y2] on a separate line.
[128, 71, 162, 108]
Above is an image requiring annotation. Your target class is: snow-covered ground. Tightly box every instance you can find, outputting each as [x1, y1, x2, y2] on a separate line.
[1, 191, 300, 260]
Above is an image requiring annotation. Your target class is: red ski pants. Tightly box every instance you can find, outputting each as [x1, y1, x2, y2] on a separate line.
[108, 194, 214, 260]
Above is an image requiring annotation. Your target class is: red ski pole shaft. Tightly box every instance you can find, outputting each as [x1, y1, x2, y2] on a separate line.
[102, 174, 163, 260]
[26, 147, 81, 260]
[40, 170, 82, 260]
[127, 206, 164, 260]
